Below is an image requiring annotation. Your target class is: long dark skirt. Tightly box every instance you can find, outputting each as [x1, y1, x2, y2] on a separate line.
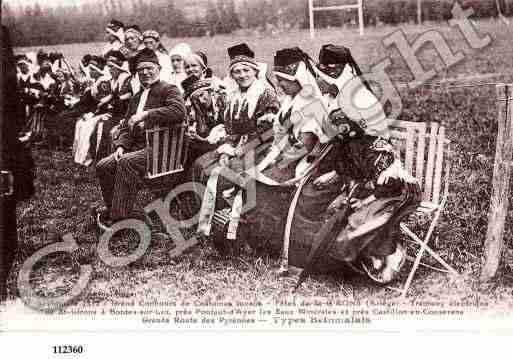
[27, 105, 51, 142]
[288, 179, 421, 272]
[190, 140, 272, 222]
[48, 107, 83, 147]
[90, 119, 118, 162]
[212, 168, 421, 273]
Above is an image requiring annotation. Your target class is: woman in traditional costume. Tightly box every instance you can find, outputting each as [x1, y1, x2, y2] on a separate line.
[15, 55, 35, 131]
[142, 29, 172, 83]
[315, 44, 387, 138]
[223, 43, 276, 94]
[25, 51, 57, 143]
[72, 56, 117, 165]
[103, 19, 125, 56]
[121, 25, 145, 94]
[182, 75, 228, 170]
[46, 66, 80, 148]
[288, 111, 421, 283]
[191, 44, 279, 187]
[89, 50, 133, 161]
[168, 43, 192, 92]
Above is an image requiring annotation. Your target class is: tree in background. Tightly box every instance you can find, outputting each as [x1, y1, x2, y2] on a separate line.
[2, 0, 512, 47]
[205, 0, 221, 35]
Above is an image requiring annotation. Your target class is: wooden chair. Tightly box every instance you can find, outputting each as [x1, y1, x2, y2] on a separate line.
[145, 123, 187, 185]
[386, 119, 458, 298]
[143, 123, 188, 234]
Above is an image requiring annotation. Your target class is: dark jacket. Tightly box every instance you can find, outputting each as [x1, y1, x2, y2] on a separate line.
[1, 26, 35, 202]
[113, 80, 186, 152]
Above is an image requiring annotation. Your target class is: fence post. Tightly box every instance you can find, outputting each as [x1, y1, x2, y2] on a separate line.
[358, 0, 364, 36]
[309, 0, 315, 39]
[481, 83, 513, 283]
[417, 0, 422, 24]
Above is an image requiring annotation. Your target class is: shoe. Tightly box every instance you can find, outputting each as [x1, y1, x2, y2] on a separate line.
[361, 242, 405, 284]
[94, 206, 113, 232]
[370, 256, 384, 270]
[380, 243, 406, 283]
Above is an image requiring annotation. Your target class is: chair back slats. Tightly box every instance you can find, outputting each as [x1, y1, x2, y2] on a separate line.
[432, 126, 445, 205]
[168, 127, 178, 172]
[146, 123, 187, 179]
[387, 119, 448, 205]
[424, 122, 439, 202]
[175, 124, 185, 171]
[415, 123, 426, 190]
[404, 127, 415, 173]
[161, 128, 170, 173]
[152, 128, 160, 176]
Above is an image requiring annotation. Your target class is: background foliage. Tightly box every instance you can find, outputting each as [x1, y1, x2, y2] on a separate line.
[2, 0, 513, 47]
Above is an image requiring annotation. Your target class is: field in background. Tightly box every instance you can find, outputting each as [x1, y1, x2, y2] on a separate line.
[9, 19, 513, 307]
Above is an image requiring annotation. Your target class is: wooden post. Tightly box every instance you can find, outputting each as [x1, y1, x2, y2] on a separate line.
[358, 0, 364, 36]
[417, 0, 422, 24]
[309, 0, 315, 39]
[481, 84, 513, 282]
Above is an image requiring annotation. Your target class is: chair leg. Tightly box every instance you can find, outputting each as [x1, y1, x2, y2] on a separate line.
[400, 223, 458, 275]
[398, 198, 456, 299]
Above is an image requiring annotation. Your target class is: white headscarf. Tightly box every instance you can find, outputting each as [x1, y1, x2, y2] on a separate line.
[274, 61, 329, 144]
[169, 43, 192, 60]
[314, 63, 388, 137]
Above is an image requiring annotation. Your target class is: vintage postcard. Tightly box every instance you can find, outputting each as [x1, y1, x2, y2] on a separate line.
[2, 0, 513, 354]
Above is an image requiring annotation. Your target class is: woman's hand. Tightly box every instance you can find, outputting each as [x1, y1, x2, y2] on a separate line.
[313, 170, 339, 189]
[350, 195, 376, 210]
[128, 112, 147, 130]
[257, 113, 276, 127]
[327, 193, 348, 213]
[98, 113, 112, 122]
[219, 154, 230, 167]
[113, 147, 125, 162]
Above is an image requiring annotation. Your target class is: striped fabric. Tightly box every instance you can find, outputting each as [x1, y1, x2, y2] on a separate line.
[96, 149, 146, 220]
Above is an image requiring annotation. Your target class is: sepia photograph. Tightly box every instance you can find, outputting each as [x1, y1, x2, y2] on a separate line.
[2, 0, 513, 353]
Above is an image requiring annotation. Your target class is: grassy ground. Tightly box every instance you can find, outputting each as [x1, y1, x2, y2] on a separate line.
[9, 19, 513, 307]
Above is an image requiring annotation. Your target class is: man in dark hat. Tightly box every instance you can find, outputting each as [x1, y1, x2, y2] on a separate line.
[95, 48, 186, 228]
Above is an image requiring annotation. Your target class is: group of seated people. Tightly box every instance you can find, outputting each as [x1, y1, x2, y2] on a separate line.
[15, 18, 421, 284]
[15, 49, 81, 147]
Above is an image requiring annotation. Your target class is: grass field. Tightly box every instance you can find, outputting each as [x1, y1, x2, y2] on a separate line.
[9, 18, 513, 309]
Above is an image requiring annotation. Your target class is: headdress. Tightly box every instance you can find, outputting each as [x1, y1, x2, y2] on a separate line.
[228, 43, 258, 73]
[142, 29, 160, 41]
[169, 43, 192, 59]
[318, 44, 372, 92]
[106, 19, 125, 43]
[125, 25, 143, 40]
[105, 50, 127, 71]
[182, 74, 212, 100]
